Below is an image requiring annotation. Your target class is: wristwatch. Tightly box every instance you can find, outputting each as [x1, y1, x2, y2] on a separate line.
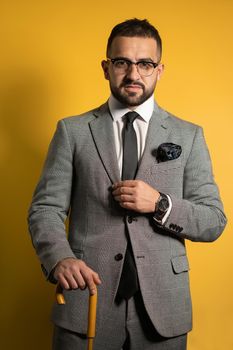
[153, 192, 170, 224]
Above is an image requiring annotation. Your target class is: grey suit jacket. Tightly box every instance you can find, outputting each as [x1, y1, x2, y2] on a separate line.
[28, 102, 226, 338]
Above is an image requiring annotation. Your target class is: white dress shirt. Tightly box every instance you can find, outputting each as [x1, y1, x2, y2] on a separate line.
[108, 94, 172, 224]
[108, 94, 154, 176]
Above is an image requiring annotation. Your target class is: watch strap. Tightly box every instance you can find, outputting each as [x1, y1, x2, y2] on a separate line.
[153, 192, 170, 224]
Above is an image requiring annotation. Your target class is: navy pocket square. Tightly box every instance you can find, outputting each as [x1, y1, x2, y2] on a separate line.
[156, 143, 182, 163]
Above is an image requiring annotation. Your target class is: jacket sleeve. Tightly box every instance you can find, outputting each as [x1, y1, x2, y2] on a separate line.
[161, 126, 227, 241]
[28, 120, 76, 280]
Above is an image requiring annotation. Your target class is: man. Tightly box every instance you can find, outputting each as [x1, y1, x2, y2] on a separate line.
[28, 18, 227, 350]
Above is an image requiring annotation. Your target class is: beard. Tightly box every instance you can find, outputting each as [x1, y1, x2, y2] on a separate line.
[110, 79, 156, 107]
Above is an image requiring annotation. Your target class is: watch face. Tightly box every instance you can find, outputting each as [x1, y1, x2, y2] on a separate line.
[159, 198, 169, 212]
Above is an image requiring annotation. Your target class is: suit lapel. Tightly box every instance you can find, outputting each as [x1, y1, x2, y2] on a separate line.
[89, 103, 120, 184]
[136, 105, 171, 179]
[89, 102, 171, 183]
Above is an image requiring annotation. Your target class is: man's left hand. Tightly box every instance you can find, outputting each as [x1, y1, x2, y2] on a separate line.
[112, 180, 160, 213]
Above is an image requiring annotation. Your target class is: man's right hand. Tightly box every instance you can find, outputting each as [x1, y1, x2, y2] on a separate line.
[54, 258, 101, 295]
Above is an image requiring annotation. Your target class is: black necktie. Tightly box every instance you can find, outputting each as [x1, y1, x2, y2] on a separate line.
[117, 111, 139, 300]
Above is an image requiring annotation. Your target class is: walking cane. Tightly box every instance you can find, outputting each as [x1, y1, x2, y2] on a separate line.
[56, 284, 98, 350]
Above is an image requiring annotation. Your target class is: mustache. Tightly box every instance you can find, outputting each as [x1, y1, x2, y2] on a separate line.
[120, 79, 145, 89]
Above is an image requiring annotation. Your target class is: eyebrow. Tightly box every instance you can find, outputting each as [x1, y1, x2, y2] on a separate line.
[111, 56, 155, 62]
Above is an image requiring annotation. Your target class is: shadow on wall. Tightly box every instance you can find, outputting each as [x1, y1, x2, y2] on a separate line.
[0, 68, 56, 349]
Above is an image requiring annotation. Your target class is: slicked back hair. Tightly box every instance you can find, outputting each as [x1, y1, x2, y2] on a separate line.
[107, 18, 162, 60]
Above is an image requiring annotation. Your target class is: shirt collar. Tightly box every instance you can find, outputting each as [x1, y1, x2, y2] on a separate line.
[108, 94, 155, 123]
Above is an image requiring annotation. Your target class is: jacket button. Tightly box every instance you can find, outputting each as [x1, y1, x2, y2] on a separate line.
[115, 253, 123, 261]
[128, 216, 133, 223]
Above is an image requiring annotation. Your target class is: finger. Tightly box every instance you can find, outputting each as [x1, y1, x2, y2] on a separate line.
[112, 180, 136, 189]
[112, 186, 134, 195]
[114, 194, 135, 203]
[112, 181, 123, 189]
[93, 272, 102, 285]
[81, 269, 98, 295]
[56, 264, 85, 290]
[119, 202, 136, 210]
[72, 270, 87, 290]
[112, 184, 136, 197]
[113, 195, 121, 202]
[58, 274, 78, 290]
[86, 276, 97, 295]
[57, 275, 70, 290]
[121, 180, 137, 187]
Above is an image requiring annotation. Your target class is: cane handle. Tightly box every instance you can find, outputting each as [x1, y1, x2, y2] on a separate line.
[56, 284, 66, 304]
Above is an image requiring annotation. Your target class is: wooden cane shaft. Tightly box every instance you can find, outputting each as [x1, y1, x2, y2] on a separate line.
[87, 291, 98, 338]
[87, 338, 94, 350]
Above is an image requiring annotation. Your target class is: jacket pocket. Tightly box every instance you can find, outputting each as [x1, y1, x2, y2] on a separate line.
[171, 255, 190, 274]
[153, 157, 182, 172]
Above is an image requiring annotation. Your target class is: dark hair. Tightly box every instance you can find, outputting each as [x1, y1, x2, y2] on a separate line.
[107, 18, 162, 60]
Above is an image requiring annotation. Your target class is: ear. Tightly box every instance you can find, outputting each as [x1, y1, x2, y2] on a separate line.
[157, 63, 164, 81]
[101, 60, 109, 80]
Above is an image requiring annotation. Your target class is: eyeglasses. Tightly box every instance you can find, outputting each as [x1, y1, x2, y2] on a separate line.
[107, 58, 159, 77]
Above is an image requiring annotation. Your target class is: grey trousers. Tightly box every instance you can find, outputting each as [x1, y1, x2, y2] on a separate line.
[52, 292, 187, 350]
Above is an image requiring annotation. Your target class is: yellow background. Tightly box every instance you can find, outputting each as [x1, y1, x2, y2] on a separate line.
[1, 1, 232, 349]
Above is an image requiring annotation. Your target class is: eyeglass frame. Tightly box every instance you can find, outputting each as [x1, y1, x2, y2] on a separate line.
[107, 57, 160, 77]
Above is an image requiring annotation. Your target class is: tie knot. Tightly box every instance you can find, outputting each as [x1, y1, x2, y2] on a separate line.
[125, 111, 139, 124]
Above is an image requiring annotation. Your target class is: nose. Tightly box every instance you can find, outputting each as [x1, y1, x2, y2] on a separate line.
[126, 63, 141, 80]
